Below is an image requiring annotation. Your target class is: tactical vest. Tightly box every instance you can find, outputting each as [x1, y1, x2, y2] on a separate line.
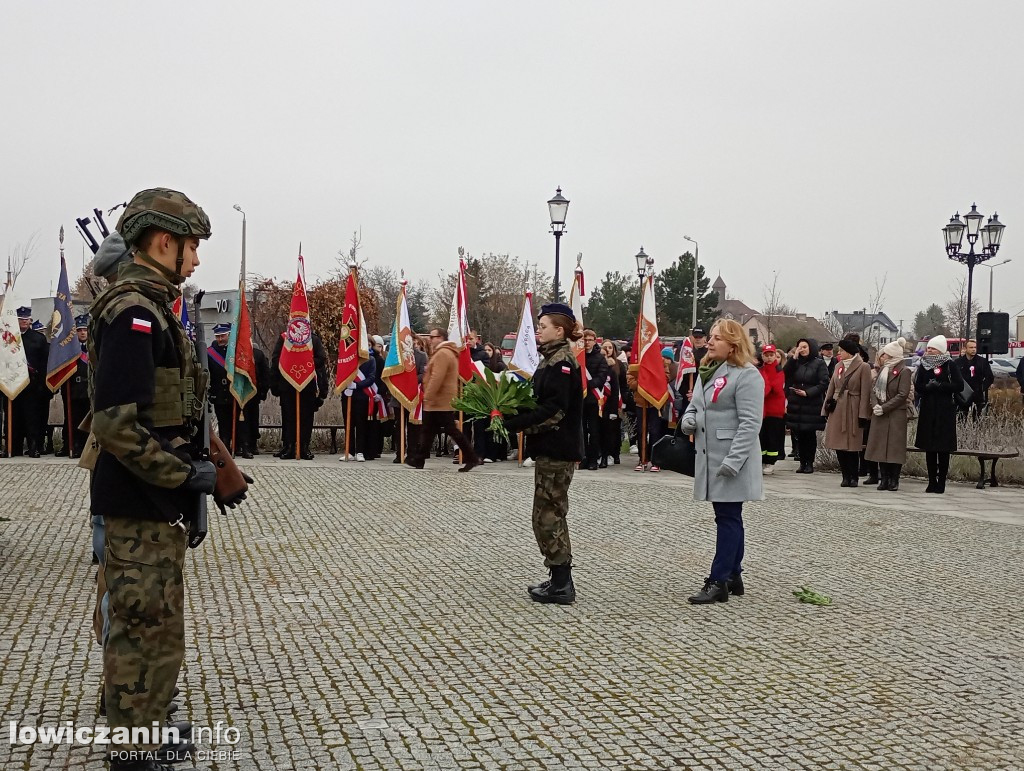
[88, 277, 207, 434]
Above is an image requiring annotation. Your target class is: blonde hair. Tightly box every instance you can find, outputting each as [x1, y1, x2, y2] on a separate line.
[703, 319, 756, 367]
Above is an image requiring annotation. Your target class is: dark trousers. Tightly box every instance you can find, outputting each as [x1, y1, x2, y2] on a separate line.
[925, 451, 950, 483]
[11, 390, 47, 455]
[281, 390, 317, 453]
[859, 424, 877, 477]
[600, 415, 622, 461]
[710, 501, 745, 582]
[647, 408, 667, 451]
[759, 416, 785, 465]
[343, 395, 370, 456]
[410, 410, 477, 465]
[836, 449, 860, 480]
[393, 412, 420, 461]
[214, 402, 234, 451]
[795, 430, 817, 465]
[61, 396, 90, 456]
[241, 399, 261, 452]
[582, 402, 602, 464]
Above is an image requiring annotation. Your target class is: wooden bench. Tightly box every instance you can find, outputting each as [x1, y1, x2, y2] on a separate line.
[906, 447, 1019, 490]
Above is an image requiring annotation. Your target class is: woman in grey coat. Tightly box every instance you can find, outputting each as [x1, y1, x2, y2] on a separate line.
[865, 337, 911, 491]
[681, 319, 763, 604]
[822, 338, 873, 487]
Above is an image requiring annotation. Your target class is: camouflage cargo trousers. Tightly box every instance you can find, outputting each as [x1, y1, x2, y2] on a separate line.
[532, 457, 575, 567]
[103, 516, 187, 752]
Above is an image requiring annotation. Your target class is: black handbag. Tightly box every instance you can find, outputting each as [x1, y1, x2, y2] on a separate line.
[954, 379, 974, 408]
[651, 426, 696, 477]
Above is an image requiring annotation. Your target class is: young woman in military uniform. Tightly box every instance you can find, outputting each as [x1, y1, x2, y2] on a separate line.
[502, 303, 585, 605]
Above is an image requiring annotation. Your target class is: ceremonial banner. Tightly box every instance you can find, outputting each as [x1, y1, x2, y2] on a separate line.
[278, 255, 316, 391]
[447, 259, 475, 383]
[507, 292, 539, 380]
[382, 281, 420, 411]
[334, 267, 369, 393]
[675, 337, 697, 390]
[227, 278, 258, 408]
[636, 274, 669, 408]
[0, 289, 29, 400]
[45, 254, 79, 391]
[171, 295, 195, 340]
[568, 266, 588, 397]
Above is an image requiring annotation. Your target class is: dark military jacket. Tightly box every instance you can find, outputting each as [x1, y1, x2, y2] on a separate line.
[253, 347, 271, 402]
[21, 328, 49, 394]
[207, 341, 231, 405]
[88, 260, 206, 522]
[68, 342, 90, 401]
[504, 339, 584, 462]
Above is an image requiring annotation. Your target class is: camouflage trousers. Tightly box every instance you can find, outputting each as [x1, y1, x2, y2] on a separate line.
[103, 516, 187, 752]
[532, 457, 575, 567]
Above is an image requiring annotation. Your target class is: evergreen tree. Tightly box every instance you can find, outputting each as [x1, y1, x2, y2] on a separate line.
[583, 271, 641, 339]
[654, 252, 718, 335]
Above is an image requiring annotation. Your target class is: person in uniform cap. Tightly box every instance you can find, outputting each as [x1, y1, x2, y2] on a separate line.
[501, 302, 585, 604]
[54, 314, 91, 458]
[819, 342, 837, 378]
[207, 322, 234, 451]
[10, 307, 50, 457]
[89, 187, 219, 769]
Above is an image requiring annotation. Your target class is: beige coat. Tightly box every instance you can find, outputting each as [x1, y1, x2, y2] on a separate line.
[865, 364, 911, 464]
[422, 341, 460, 411]
[822, 356, 872, 452]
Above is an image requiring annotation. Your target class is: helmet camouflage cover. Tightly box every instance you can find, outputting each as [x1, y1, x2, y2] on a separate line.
[116, 187, 212, 246]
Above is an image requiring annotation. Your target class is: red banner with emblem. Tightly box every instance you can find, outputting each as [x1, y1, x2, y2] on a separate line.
[278, 255, 316, 391]
[334, 267, 369, 393]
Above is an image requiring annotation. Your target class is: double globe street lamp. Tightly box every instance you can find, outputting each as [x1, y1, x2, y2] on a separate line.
[547, 187, 569, 300]
[943, 203, 1006, 341]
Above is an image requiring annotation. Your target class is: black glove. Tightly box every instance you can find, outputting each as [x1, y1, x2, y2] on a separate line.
[858, 418, 869, 429]
[183, 460, 217, 494]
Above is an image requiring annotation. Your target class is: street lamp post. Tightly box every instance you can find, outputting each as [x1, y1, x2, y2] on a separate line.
[683, 235, 699, 330]
[547, 187, 569, 300]
[943, 204, 1006, 342]
[981, 258, 1012, 312]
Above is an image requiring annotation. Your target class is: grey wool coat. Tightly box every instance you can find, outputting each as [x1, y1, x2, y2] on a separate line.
[865, 364, 911, 464]
[822, 356, 872, 452]
[682, 362, 764, 503]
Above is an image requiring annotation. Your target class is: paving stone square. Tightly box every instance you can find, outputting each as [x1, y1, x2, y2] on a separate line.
[1, 455, 1022, 769]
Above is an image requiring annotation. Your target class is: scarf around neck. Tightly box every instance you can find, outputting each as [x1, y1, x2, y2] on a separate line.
[920, 352, 951, 371]
[874, 357, 899, 402]
[698, 359, 725, 386]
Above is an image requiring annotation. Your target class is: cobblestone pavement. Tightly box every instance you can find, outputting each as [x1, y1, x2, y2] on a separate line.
[1, 454, 1022, 770]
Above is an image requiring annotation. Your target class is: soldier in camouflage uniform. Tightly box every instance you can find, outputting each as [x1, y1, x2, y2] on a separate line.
[503, 303, 585, 605]
[89, 188, 216, 771]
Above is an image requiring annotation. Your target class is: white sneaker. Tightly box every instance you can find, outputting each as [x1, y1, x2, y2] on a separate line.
[484, 458, 494, 463]
[629, 445, 639, 455]
[762, 465, 775, 475]
[356, 453, 365, 462]
[523, 458, 535, 467]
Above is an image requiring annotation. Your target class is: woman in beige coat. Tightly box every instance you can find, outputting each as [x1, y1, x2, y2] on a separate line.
[865, 338, 911, 491]
[822, 339, 872, 487]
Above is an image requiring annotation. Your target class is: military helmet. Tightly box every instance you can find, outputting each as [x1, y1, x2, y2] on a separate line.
[116, 188, 212, 246]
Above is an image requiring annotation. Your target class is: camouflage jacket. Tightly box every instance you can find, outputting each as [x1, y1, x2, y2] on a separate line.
[88, 260, 207, 521]
[504, 339, 584, 462]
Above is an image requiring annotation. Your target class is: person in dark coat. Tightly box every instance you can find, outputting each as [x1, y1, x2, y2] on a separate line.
[270, 329, 329, 460]
[581, 329, 609, 470]
[340, 354, 377, 462]
[229, 346, 271, 459]
[11, 307, 50, 457]
[914, 335, 963, 494]
[55, 314, 91, 458]
[600, 340, 627, 466]
[207, 323, 234, 451]
[955, 340, 994, 421]
[783, 338, 829, 474]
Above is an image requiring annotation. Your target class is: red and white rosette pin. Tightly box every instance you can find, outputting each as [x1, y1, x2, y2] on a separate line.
[712, 376, 728, 403]
[934, 366, 942, 375]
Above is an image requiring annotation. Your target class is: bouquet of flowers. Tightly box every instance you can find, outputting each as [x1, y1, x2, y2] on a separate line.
[451, 368, 537, 444]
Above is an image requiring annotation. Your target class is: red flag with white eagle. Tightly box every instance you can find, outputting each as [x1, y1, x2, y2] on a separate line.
[334, 266, 369, 393]
[675, 337, 697, 391]
[447, 257, 475, 383]
[636, 273, 669, 408]
[568, 264, 588, 397]
[278, 253, 316, 391]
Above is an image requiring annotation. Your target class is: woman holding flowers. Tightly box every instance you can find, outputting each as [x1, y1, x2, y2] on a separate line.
[502, 303, 585, 605]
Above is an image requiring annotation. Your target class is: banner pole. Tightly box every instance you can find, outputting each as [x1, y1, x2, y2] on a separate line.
[344, 396, 353, 460]
[400, 407, 406, 463]
[65, 383, 72, 457]
[295, 391, 300, 460]
[231, 401, 237, 457]
[518, 431, 524, 467]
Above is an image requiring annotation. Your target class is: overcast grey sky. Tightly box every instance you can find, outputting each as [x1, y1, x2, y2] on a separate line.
[2, 1, 1022, 332]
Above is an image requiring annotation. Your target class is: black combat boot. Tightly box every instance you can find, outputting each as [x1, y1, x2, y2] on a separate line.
[727, 574, 745, 596]
[529, 564, 575, 605]
[527, 568, 552, 593]
[27, 440, 40, 459]
[888, 465, 901, 491]
[687, 578, 729, 604]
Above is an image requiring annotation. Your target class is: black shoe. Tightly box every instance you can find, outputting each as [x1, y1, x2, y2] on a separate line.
[925, 481, 937, 493]
[887, 474, 900, 491]
[865, 474, 879, 485]
[727, 574, 745, 596]
[935, 480, 946, 494]
[529, 564, 575, 604]
[586, 462, 598, 471]
[153, 737, 197, 764]
[612, 456, 620, 465]
[527, 568, 552, 593]
[848, 477, 859, 487]
[687, 578, 729, 604]
[598, 458, 608, 469]
[276, 446, 295, 459]
[840, 477, 851, 488]
[28, 449, 40, 458]
[393, 456, 402, 464]
[300, 450, 315, 460]
[54, 448, 69, 457]
[166, 701, 178, 717]
[405, 459, 424, 469]
[238, 449, 254, 459]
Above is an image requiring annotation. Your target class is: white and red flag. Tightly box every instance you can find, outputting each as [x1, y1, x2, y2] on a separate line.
[447, 258, 475, 383]
[568, 265, 588, 397]
[382, 278, 421, 411]
[278, 253, 316, 391]
[636, 273, 668, 408]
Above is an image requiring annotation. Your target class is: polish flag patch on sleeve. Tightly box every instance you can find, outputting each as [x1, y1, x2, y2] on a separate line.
[561, 365, 571, 374]
[130, 317, 153, 334]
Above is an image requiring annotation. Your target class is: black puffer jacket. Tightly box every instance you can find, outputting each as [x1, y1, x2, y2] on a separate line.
[783, 339, 829, 432]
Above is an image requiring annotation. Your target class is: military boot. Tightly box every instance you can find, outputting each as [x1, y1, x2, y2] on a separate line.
[876, 466, 889, 491]
[529, 564, 575, 605]
[687, 578, 729, 604]
[526, 568, 552, 593]
[887, 465, 901, 491]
